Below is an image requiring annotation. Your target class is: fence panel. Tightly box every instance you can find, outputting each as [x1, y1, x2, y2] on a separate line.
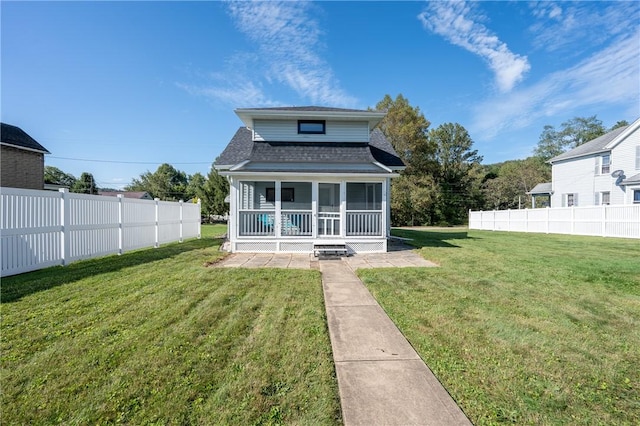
[1, 187, 201, 277]
[469, 205, 640, 239]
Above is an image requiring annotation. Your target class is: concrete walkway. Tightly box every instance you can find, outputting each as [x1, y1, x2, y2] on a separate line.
[214, 251, 469, 425]
[321, 260, 471, 426]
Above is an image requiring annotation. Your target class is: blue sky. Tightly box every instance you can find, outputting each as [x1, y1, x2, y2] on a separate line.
[2, 1, 639, 190]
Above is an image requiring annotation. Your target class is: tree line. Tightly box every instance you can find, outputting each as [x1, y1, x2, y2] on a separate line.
[374, 94, 628, 225]
[44, 162, 229, 217]
[46, 96, 627, 226]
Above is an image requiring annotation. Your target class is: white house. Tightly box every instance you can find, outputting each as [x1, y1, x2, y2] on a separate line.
[214, 106, 405, 254]
[530, 117, 640, 208]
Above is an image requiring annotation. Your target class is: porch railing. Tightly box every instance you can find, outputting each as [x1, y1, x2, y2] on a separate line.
[281, 211, 312, 236]
[347, 211, 382, 236]
[239, 210, 275, 236]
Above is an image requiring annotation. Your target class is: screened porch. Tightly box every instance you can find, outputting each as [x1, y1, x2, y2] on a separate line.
[236, 180, 384, 238]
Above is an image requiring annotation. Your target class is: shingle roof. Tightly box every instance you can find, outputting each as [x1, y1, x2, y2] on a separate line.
[620, 173, 640, 185]
[528, 182, 553, 195]
[1, 123, 50, 154]
[214, 127, 404, 172]
[549, 125, 628, 163]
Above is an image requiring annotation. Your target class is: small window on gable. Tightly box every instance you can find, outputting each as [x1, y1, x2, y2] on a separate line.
[298, 120, 325, 134]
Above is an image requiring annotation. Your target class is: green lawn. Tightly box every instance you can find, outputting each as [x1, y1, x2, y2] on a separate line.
[1, 225, 341, 425]
[359, 228, 640, 425]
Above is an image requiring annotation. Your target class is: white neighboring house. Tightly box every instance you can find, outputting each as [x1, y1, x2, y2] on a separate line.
[214, 106, 405, 254]
[531, 117, 640, 207]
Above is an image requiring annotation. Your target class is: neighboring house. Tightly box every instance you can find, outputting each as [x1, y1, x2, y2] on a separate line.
[214, 106, 405, 254]
[531, 117, 640, 207]
[1, 123, 50, 190]
[98, 191, 153, 200]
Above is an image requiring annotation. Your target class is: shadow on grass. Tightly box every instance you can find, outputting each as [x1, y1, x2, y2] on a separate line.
[1, 237, 221, 304]
[391, 227, 476, 248]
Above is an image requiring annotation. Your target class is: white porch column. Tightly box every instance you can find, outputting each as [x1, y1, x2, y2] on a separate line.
[312, 181, 318, 238]
[229, 177, 238, 245]
[340, 180, 347, 237]
[383, 178, 389, 237]
[275, 180, 282, 238]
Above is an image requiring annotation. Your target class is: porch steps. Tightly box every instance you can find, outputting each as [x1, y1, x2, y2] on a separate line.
[314, 243, 348, 257]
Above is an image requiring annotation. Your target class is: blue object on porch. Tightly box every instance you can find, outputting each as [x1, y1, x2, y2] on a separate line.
[259, 214, 274, 227]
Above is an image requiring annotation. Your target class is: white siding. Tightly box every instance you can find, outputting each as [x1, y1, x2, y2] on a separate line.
[552, 124, 640, 206]
[253, 119, 369, 142]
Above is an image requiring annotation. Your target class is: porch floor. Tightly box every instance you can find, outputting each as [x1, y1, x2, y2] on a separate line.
[214, 249, 437, 270]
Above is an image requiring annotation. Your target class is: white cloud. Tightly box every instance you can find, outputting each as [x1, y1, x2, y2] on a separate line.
[470, 32, 640, 140]
[528, 2, 639, 53]
[182, 0, 356, 108]
[418, 1, 530, 93]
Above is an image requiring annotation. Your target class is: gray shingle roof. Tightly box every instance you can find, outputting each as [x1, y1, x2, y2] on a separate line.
[1, 123, 50, 154]
[528, 182, 553, 194]
[549, 125, 628, 163]
[215, 127, 404, 172]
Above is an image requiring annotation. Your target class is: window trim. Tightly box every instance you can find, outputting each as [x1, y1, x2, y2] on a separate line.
[601, 154, 610, 175]
[297, 120, 326, 134]
[601, 191, 610, 206]
[634, 189, 640, 204]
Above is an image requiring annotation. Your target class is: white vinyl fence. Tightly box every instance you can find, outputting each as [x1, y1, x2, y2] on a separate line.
[469, 205, 640, 239]
[1, 187, 201, 277]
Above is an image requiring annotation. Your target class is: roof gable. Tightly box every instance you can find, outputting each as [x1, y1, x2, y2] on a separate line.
[1, 123, 50, 154]
[549, 117, 639, 163]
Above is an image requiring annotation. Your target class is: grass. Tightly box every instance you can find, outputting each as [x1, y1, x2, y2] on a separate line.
[359, 228, 640, 425]
[1, 224, 341, 425]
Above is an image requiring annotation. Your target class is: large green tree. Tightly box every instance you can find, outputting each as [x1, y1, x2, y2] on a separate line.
[71, 172, 98, 194]
[429, 123, 483, 224]
[44, 166, 76, 188]
[126, 163, 189, 201]
[374, 94, 438, 226]
[201, 164, 229, 216]
[534, 115, 606, 161]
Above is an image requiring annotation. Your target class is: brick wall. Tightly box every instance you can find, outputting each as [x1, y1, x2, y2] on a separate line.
[1, 145, 45, 189]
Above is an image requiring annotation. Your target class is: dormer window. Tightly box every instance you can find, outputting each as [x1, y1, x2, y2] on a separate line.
[298, 120, 325, 134]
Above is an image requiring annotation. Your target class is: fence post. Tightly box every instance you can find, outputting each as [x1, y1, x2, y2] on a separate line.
[546, 206, 550, 234]
[59, 188, 70, 266]
[118, 194, 124, 254]
[602, 204, 607, 238]
[179, 200, 184, 243]
[154, 198, 160, 248]
[197, 199, 202, 239]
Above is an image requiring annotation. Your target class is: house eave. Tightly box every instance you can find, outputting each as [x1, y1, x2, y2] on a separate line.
[0, 142, 50, 155]
[219, 170, 400, 178]
[604, 117, 640, 149]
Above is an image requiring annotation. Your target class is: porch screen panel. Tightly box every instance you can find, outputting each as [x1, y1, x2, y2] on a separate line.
[281, 182, 312, 236]
[238, 181, 275, 236]
[347, 183, 382, 236]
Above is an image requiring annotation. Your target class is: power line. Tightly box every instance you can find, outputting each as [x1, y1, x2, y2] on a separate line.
[49, 156, 211, 165]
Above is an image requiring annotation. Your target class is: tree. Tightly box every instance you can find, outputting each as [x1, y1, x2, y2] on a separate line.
[429, 123, 483, 224]
[610, 120, 629, 131]
[481, 157, 550, 210]
[44, 166, 76, 188]
[186, 172, 207, 201]
[71, 172, 98, 194]
[126, 163, 189, 201]
[374, 94, 438, 226]
[201, 165, 229, 216]
[534, 115, 606, 161]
